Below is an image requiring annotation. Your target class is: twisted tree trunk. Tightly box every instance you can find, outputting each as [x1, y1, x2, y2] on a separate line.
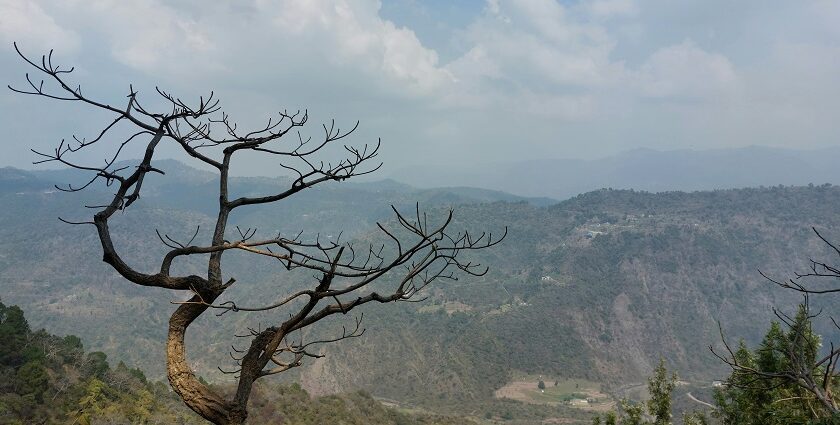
[167, 298, 247, 424]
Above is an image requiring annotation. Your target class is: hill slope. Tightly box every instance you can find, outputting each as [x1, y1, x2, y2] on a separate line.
[2, 160, 839, 420]
[0, 299, 474, 424]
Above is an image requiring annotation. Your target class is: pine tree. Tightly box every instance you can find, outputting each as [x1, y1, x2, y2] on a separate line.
[15, 361, 49, 402]
[0, 301, 31, 367]
[647, 358, 677, 425]
[592, 359, 708, 425]
[714, 304, 838, 424]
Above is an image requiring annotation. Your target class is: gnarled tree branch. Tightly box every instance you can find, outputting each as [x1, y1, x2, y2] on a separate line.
[13, 45, 504, 425]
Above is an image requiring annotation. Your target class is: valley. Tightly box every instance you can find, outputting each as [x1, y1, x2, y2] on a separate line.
[1, 161, 839, 423]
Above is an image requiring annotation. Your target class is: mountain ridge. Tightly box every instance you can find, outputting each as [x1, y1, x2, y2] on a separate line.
[389, 145, 840, 199]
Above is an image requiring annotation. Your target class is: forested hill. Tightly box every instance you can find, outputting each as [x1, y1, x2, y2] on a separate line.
[299, 184, 840, 411]
[0, 300, 472, 424]
[0, 298, 204, 424]
[1, 159, 839, 419]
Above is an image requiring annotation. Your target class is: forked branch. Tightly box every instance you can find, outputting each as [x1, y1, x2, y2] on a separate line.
[13, 44, 503, 425]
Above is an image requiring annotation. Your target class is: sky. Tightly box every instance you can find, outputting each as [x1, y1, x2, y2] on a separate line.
[0, 0, 838, 176]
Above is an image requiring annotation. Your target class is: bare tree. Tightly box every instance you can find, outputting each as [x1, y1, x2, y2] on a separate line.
[760, 227, 840, 296]
[10, 44, 505, 424]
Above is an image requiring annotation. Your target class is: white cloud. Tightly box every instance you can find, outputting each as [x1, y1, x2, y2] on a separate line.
[41, 0, 450, 97]
[584, 0, 638, 18]
[0, 0, 79, 51]
[445, 1, 738, 112]
[1, 0, 838, 171]
[79, 1, 216, 75]
[269, 0, 453, 94]
[636, 40, 737, 99]
[442, 0, 627, 118]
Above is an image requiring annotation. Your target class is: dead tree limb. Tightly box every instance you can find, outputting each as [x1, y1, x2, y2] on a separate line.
[12, 44, 505, 425]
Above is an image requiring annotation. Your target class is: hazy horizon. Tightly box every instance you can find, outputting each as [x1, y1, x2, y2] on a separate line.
[7, 144, 840, 201]
[1, 0, 839, 177]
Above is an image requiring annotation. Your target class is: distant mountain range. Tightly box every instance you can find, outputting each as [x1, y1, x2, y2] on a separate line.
[2, 155, 840, 421]
[389, 146, 840, 199]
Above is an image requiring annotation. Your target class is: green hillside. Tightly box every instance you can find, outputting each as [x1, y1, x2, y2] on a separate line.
[0, 300, 473, 424]
[2, 161, 839, 422]
[0, 298, 204, 424]
[290, 185, 840, 414]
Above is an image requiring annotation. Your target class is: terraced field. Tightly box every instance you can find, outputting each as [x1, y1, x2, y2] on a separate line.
[494, 377, 615, 412]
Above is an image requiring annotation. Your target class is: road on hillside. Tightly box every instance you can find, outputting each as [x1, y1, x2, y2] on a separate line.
[686, 392, 716, 410]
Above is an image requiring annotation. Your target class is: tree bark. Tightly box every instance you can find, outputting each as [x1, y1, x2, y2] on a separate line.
[167, 299, 246, 424]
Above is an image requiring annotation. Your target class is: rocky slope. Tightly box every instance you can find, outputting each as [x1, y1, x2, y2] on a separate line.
[2, 160, 838, 418]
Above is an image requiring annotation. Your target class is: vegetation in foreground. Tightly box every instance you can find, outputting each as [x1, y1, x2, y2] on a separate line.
[713, 304, 840, 424]
[592, 359, 710, 425]
[0, 299, 202, 424]
[0, 299, 474, 424]
[591, 303, 840, 425]
[8, 292, 838, 425]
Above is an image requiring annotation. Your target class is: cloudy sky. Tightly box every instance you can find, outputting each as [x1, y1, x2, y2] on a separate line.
[0, 0, 838, 175]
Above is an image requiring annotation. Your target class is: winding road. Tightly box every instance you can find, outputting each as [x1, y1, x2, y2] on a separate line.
[686, 392, 716, 410]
